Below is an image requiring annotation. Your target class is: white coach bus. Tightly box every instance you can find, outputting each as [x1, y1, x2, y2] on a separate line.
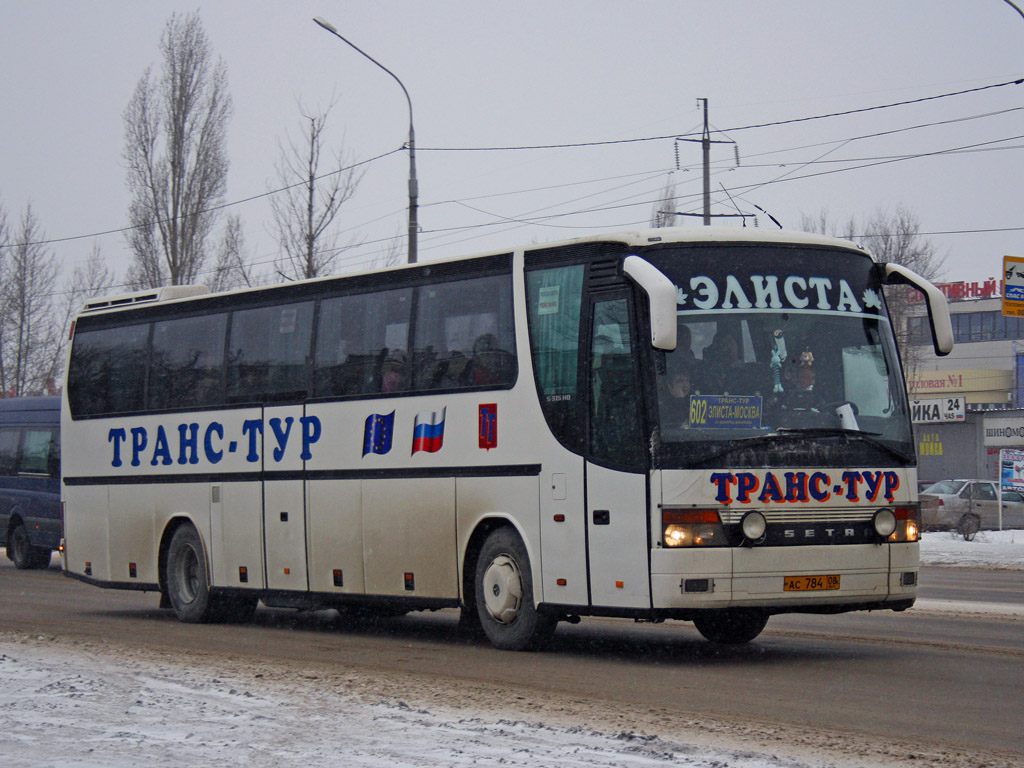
[61, 228, 952, 650]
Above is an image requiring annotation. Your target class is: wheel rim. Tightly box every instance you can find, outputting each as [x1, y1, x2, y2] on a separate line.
[175, 544, 201, 604]
[481, 553, 522, 625]
[11, 527, 28, 563]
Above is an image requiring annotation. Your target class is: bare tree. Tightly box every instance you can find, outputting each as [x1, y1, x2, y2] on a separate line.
[0, 205, 59, 396]
[801, 206, 946, 376]
[208, 214, 258, 292]
[270, 100, 363, 281]
[369, 229, 406, 271]
[650, 174, 678, 228]
[123, 11, 232, 288]
[44, 244, 117, 393]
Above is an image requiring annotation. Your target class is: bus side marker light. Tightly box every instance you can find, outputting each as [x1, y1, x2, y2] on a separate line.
[404, 572, 415, 591]
[129, 563, 137, 578]
[283, 568, 291, 575]
[615, 581, 624, 589]
[333, 569, 343, 587]
[85, 561, 92, 576]
[556, 578, 567, 586]
[239, 566, 248, 583]
[553, 514, 565, 522]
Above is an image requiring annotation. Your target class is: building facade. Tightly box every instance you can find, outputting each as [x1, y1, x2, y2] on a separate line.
[905, 278, 1021, 410]
[905, 277, 1024, 482]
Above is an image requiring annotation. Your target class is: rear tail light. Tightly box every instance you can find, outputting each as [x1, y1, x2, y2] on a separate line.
[662, 508, 727, 548]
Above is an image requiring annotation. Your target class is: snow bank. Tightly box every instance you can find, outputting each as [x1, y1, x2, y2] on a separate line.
[919, 529, 1024, 569]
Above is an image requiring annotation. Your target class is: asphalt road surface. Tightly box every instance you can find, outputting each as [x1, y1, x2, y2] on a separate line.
[2, 559, 1021, 766]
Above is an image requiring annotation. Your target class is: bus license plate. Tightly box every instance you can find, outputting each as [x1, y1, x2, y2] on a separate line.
[783, 574, 840, 591]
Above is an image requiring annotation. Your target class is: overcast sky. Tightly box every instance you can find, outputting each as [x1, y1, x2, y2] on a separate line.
[2, 0, 1022, 290]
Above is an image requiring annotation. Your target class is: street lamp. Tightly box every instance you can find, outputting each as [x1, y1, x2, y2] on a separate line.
[313, 16, 418, 264]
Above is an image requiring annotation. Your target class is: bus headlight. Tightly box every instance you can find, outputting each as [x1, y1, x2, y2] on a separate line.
[662, 509, 727, 548]
[873, 509, 897, 538]
[740, 511, 767, 542]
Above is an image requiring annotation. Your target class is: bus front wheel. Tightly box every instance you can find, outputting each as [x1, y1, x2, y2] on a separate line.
[693, 609, 769, 644]
[474, 527, 555, 651]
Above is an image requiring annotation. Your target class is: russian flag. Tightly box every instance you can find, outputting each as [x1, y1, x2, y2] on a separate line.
[412, 407, 446, 454]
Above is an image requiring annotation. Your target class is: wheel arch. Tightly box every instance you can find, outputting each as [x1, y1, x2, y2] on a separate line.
[461, 515, 539, 612]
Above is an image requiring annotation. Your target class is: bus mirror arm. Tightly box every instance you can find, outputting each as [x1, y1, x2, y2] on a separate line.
[623, 256, 677, 351]
[878, 262, 954, 357]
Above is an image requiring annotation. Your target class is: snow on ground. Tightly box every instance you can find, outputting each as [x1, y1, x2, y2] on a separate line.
[919, 529, 1024, 569]
[0, 631, 836, 768]
[1, 535, 1019, 768]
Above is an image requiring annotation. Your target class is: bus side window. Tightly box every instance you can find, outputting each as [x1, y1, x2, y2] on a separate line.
[525, 265, 585, 453]
[150, 313, 227, 409]
[315, 288, 412, 397]
[412, 273, 516, 392]
[228, 302, 314, 403]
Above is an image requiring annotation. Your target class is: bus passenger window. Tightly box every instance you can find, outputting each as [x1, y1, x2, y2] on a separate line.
[228, 302, 314, 403]
[314, 288, 412, 397]
[412, 273, 516, 391]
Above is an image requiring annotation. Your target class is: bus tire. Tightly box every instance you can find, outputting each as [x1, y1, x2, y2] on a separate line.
[693, 609, 769, 644]
[8, 522, 50, 570]
[956, 513, 981, 541]
[474, 527, 555, 651]
[166, 523, 216, 623]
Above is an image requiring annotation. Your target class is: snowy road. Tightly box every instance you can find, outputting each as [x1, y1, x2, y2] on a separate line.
[1, 532, 1021, 768]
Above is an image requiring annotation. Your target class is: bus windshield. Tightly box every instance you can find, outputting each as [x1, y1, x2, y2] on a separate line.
[643, 244, 912, 469]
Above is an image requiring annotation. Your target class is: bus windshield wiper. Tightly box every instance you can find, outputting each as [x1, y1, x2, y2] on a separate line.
[691, 428, 912, 466]
[769, 427, 913, 462]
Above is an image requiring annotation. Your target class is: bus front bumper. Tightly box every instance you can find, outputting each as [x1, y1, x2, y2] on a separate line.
[650, 542, 918, 613]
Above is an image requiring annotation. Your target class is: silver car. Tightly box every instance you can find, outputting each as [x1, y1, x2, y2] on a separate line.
[919, 479, 1024, 539]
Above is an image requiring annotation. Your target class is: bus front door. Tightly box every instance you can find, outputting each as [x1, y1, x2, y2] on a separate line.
[262, 405, 309, 592]
[585, 294, 651, 609]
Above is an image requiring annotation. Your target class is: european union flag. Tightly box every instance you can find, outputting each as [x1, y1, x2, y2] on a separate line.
[363, 411, 395, 456]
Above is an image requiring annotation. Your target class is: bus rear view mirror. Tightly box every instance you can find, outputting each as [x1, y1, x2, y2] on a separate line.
[879, 262, 953, 357]
[623, 255, 677, 351]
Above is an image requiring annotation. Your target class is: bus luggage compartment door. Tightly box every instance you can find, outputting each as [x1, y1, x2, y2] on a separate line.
[586, 463, 650, 608]
[262, 405, 309, 592]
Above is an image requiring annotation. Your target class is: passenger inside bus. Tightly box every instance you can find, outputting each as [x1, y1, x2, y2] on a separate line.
[659, 364, 692, 431]
[380, 349, 408, 392]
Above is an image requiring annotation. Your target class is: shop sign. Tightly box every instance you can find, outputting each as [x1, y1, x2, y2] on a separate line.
[910, 396, 965, 424]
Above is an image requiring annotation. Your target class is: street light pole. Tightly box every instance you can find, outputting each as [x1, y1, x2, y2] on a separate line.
[313, 17, 418, 264]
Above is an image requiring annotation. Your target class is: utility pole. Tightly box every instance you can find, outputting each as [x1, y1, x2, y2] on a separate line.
[678, 99, 733, 226]
[701, 98, 711, 225]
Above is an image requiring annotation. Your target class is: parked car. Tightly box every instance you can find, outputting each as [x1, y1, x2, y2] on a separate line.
[919, 479, 1024, 539]
[0, 397, 60, 569]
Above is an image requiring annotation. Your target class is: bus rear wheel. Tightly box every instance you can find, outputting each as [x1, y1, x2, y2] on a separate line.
[166, 523, 257, 624]
[474, 527, 555, 651]
[693, 609, 769, 644]
[8, 522, 50, 570]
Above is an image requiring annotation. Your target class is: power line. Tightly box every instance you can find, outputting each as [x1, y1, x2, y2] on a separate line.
[2, 147, 405, 249]
[416, 78, 1024, 153]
